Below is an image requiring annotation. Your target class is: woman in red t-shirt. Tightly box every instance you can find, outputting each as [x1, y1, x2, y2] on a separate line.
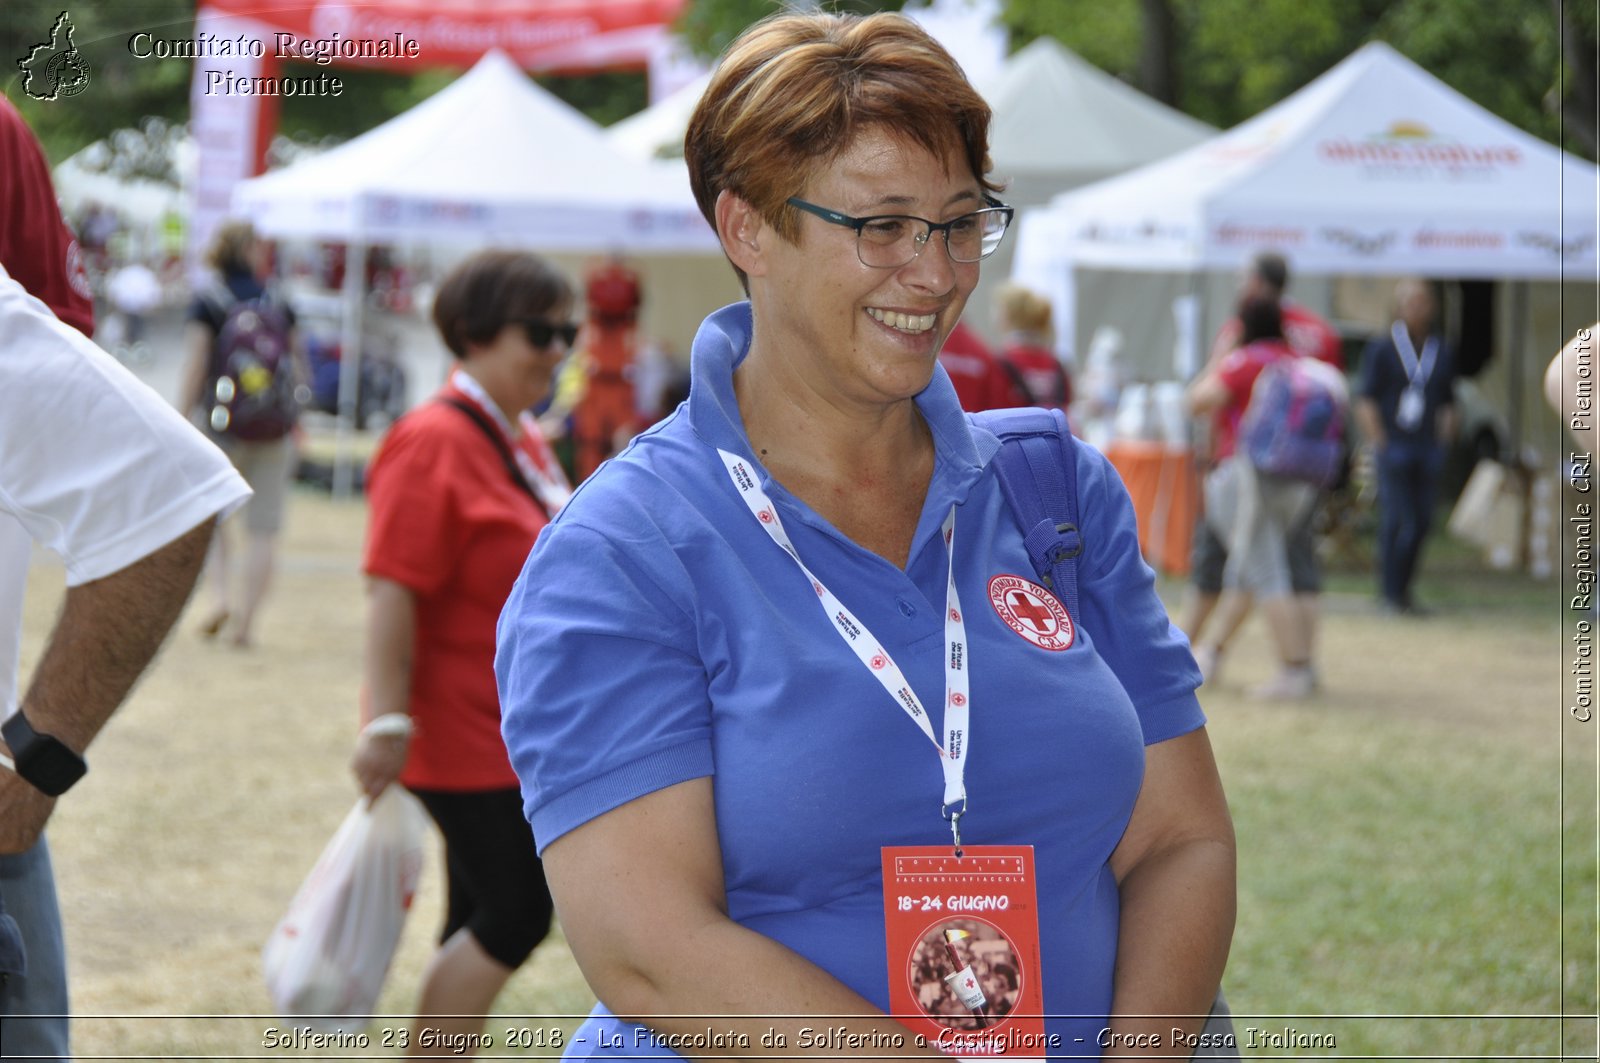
[350, 250, 576, 1050]
[1185, 296, 1316, 699]
[995, 282, 1071, 412]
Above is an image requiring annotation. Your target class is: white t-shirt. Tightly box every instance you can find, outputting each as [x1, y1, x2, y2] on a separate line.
[0, 264, 251, 716]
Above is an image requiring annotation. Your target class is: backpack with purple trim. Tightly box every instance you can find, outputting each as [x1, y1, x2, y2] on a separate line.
[205, 279, 299, 442]
[1237, 351, 1349, 487]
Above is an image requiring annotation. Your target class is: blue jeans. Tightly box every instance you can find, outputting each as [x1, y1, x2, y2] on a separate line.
[1376, 443, 1443, 607]
[0, 835, 70, 1061]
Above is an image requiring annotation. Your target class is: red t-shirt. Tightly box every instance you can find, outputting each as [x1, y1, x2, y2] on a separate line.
[0, 96, 94, 336]
[1210, 301, 1342, 371]
[363, 384, 557, 791]
[998, 338, 1073, 410]
[1212, 339, 1297, 460]
[939, 322, 1025, 412]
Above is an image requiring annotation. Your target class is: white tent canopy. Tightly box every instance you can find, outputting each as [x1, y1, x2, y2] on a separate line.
[233, 49, 716, 253]
[1015, 41, 1599, 281]
[980, 37, 1215, 208]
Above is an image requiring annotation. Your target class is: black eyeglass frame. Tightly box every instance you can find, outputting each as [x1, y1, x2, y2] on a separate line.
[785, 193, 1015, 267]
[517, 319, 580, 349]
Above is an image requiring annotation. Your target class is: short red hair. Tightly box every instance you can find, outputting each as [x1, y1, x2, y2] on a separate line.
[685, 11, 999, 286]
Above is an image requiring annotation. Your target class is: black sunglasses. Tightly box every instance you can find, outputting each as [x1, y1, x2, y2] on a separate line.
[519, 319, 579, 348]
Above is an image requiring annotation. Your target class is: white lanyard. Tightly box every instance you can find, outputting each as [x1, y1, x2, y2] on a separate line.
[717, 449, 972, 843]
[452, 370, 573, 514]
[1390, 321, 1438, 388]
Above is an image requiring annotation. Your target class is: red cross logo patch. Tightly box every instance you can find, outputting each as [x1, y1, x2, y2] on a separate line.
[987, 574, 1074, 651]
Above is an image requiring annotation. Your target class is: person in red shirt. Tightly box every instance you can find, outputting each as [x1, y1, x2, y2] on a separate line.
[1182, 251, 1340, 693]
[1207, 253, 1342, 371]
[349, 249, 575, 1049]
[1185, 296, 1318, 699]
[938, 319, 1025, 411]
[572, 254, 644, 479]
[0, 96, 94, 336]
[994, 282, 1071, 412]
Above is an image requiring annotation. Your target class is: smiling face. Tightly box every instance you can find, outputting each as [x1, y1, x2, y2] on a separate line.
[744, 127, 984, 410]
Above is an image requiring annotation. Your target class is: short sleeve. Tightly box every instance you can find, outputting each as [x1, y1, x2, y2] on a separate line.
[496, 518, 715, 851]
[186, 292, 221, 333]
[363, 420, 467, 596]
[1073, 441, 1206, 745]
[1215, 348, 1259, 405]
[0, 273, 250, 583]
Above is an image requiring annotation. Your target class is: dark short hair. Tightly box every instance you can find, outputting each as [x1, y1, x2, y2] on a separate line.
[1237, 295, 1284, 345]
[431, 250, 573, 359]
[1251, 251, 1289, 294]
[685, 11, 998, 289]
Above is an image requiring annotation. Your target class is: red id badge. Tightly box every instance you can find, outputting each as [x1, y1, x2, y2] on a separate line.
[881, 846, 1047, 1058]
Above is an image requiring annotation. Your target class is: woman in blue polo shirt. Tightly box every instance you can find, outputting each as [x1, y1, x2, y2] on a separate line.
[497, 11, 1235, 1059]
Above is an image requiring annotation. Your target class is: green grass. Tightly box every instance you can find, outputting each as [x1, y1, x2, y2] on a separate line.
[1190, 527, 1597, 1061]
[1215, 713, 1590, 1058]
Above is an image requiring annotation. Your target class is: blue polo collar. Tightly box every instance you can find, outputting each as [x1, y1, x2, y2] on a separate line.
[685, 301, 993, 482]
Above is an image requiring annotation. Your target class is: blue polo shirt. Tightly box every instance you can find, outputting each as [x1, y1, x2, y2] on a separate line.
[497, 302, 1205, 1057]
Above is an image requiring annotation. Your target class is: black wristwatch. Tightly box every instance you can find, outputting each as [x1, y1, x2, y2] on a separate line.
[1, 710, 87, 797]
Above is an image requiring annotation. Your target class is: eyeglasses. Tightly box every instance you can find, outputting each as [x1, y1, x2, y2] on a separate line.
[786, 194, 1014, 268]
[518, 319, 579, 349]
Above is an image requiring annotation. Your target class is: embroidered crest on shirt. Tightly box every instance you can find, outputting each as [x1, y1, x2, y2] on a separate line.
[987, 575, 1074, 651]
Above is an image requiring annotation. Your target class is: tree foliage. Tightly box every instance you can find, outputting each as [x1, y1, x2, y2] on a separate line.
[5, 0, 195, 163]
[1001, 0, 1596, 159]
[675, 0, 910, 60]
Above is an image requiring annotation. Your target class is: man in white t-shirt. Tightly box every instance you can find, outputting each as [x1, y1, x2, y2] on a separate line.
[0, 263, 251, 1057]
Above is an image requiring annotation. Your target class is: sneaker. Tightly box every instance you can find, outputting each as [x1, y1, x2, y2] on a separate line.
[1251, 668, 1315, 701]
[1194, 644, 1223, 687]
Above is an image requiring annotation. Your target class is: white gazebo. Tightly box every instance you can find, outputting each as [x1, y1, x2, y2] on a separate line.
[1013, 41, 1599, 441]
[234, 49, 714, 253]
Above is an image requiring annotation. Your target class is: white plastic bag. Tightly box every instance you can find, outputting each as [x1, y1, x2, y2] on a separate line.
[262, 787, 428, 1031]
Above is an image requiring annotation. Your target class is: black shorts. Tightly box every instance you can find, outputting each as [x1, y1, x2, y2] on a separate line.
[408, 786, 554, 970]
[1190, 495, 1323, 595]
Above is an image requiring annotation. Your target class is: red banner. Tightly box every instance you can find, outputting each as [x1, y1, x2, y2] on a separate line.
[199, 0, 688, 72]
[187, 0, 689, 274]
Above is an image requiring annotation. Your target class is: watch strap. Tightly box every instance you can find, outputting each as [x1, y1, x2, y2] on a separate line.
[1, 710, 87, 797]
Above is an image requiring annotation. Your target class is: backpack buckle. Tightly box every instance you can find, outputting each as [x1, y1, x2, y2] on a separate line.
[1048, 522, 1083, 562]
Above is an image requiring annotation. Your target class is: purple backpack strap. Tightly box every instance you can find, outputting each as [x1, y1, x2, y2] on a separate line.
[970, 407, 1082, 618]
